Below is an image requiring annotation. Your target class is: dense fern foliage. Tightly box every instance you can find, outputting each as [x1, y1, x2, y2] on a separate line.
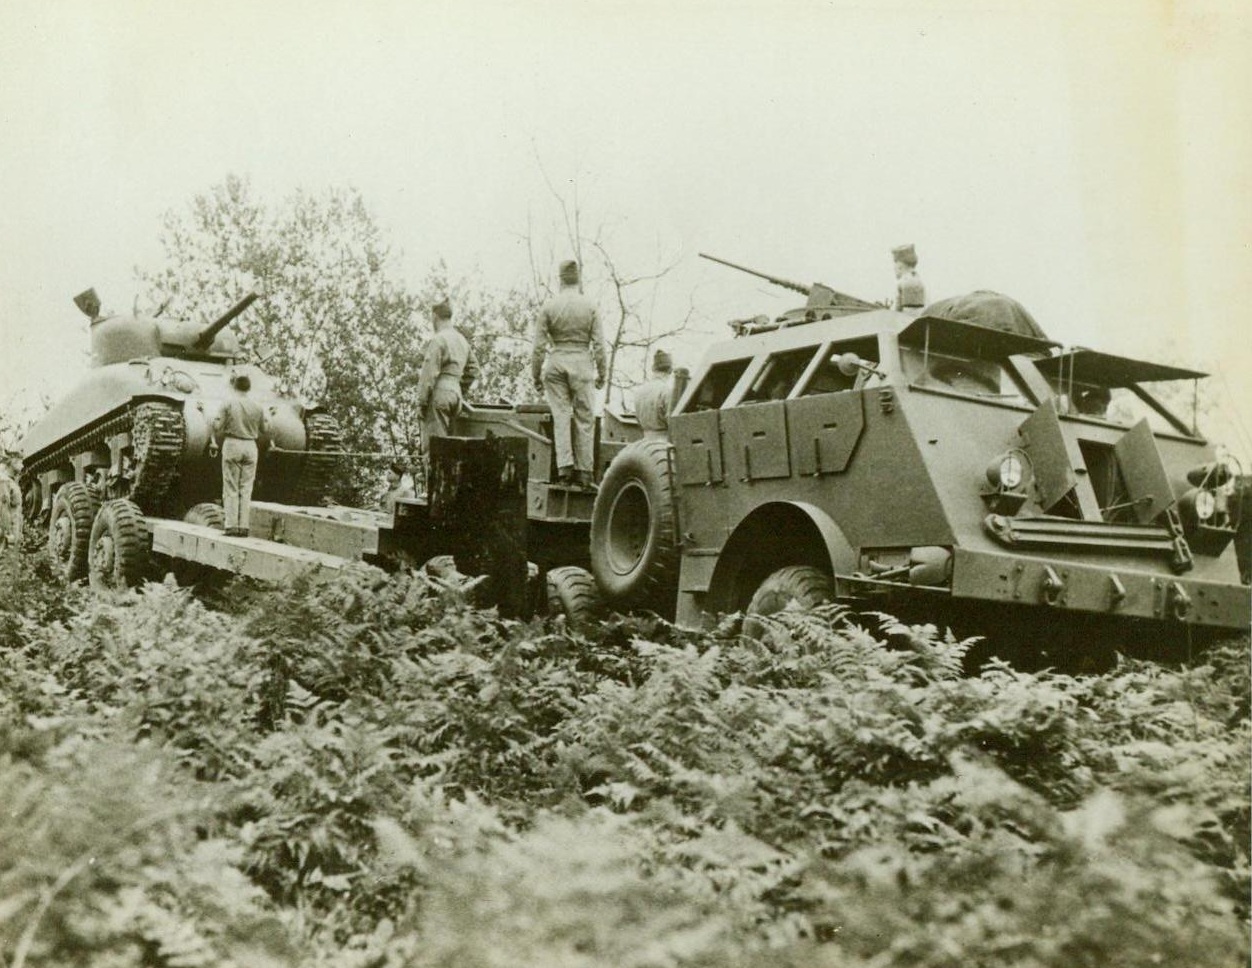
[1, 550, 1248, 967]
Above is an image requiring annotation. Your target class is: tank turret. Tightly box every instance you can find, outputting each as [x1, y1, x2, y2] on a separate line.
[19, 288, 344, 580]
[82, 289, 254, 367]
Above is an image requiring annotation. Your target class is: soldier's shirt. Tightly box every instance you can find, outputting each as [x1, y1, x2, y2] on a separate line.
[213, 393, 267, 439]
[417, 328, 480, 411]
[632, 376, 672, 434]
[532, 287, 607, 382]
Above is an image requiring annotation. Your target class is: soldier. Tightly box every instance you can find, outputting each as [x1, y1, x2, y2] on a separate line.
[380, 460, 416, 513]
[211, 372, 268, 537]
[532, 260, 606, 488]
[416, 299, 480, 454]
[632, 349, 675, 439]
[892, 244, 927, 312]
[0, 453, 22, 552]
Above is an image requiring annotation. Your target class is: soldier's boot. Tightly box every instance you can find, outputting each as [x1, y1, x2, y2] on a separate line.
[575, 470, 595, 490]
[556, 465, 574, 486]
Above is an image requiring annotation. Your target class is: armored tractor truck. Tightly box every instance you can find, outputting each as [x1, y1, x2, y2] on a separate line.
[584, 258, 1249, 656]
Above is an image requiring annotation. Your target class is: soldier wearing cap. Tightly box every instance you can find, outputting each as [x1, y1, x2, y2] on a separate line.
[532, 260, 607, 488]
[0, 452, 22, 552]
[416, 298, 480, 454]
[892, 244, 926, 313]
[632, 349, 675, 439]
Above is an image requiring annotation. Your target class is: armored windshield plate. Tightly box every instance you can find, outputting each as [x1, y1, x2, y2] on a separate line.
[1034, 349, 1207, 387]
[899, 316, 1060, 361]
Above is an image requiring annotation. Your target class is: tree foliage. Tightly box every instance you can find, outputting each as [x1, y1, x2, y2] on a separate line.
[137, 176, 535, 499]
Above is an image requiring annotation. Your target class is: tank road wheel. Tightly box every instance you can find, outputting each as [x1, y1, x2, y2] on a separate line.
[589, 439, 679, 614]
[88, 499, 150, 591]
[183, 502, 225, 530]
[545, 565, 604, 628]
[742, 566, 835, 641]
[48, 483, 99, 582]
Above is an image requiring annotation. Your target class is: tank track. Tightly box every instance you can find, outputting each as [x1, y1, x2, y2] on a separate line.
[21, 400, 186, 518]
[292, 412, 345, 506]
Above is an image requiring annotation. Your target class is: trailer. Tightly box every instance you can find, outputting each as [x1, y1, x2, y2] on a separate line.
[87, 436, 538, 618]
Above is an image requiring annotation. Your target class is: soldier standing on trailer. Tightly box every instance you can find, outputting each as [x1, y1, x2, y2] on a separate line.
[211, 372, 268, 537]
[416, 298, 480, 454]
[632, 349, 675, 439]
[532, 260, 607, 488]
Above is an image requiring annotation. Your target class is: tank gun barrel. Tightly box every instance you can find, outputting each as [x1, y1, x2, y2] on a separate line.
[193, 292, 259, 350]
[699, 253, 810, 295]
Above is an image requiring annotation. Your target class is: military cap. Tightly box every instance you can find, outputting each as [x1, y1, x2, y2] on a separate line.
[891, 244, 918, 267]
[431, 299, 452, 320]
[652, 349, 673, 372]
[559, 260, 580, 284]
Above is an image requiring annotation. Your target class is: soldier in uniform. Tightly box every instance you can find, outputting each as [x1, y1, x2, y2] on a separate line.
[380, 460, 416, 513]
[632, 349, 674, 439]
[892, 244, 927, 312]
[416, 299, 480, 454]
[211, 373, 268, 537]
[532, 260, 606, 488]
[0, 453, 23, 552]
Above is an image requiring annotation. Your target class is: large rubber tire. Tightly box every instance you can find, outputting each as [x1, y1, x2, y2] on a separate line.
[48, 482, 98, 582]
[88, 499, 150, 591]
[589, 439, 679, 612]
[545, 565, 604, 628]
[183, 502, 225, 530]
[742, 565, 835, 641]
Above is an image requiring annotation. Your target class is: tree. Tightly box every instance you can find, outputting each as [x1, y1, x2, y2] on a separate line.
[137, 176, 535, 501]
[523, 162, 692, 409]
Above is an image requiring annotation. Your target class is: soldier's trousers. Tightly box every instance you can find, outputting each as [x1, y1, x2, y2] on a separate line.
[542, 350, 596, 472]
[222, 437, 258, 531]
[421, 386, 463, 453]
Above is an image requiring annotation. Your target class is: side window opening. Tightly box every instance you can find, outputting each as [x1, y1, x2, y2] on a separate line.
[684, 358, 752, 412]
[741, 348, 819, 404]
[800, 337, 881, 396]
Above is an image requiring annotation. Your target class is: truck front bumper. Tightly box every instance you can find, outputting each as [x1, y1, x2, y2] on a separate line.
[949, 548, 1250, 630]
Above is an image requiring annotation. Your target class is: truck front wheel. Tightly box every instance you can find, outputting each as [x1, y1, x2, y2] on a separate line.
[742, 565, 835, 640]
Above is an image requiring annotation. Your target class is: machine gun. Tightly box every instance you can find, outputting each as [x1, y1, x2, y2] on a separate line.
[699, 253, 881, 323]
[193, 291, 260, 351]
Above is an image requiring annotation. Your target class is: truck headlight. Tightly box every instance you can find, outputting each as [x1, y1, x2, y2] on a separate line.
[986, 451, 1027, 491]
[1193, 488, 1216, 522]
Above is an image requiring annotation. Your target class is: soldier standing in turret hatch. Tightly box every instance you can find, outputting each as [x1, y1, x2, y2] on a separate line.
[416, 298, 480, 455]
[893, 243, 926, 313]
[532, 260, 606, 489]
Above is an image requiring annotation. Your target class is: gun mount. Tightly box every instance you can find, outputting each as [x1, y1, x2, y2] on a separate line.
[700, 253, 882, 334]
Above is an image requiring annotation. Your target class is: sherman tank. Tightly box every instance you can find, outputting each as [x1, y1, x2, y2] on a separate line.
[19, 288, 344, 579]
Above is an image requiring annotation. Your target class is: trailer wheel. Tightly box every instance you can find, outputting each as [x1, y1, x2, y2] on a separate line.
[183, 502, 225, 530]
[590, 439, 679, 612]
[546, 565, 604, 627]
[742, 565, 835, 641]
[88, 499, 150, 591]
[48, 482, 98, 581]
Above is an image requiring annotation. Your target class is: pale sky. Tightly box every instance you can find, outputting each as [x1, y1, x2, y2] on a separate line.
[2, 0, 1249, 453]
